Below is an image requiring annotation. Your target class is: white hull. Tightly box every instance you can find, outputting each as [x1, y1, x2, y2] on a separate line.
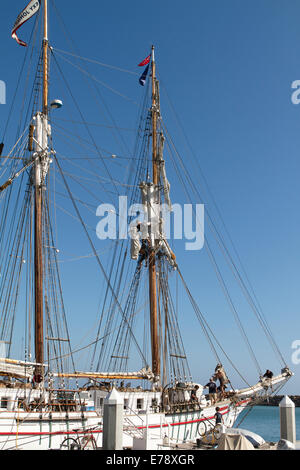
[0, 398, 249, 450]
[0, 370, 291, 450]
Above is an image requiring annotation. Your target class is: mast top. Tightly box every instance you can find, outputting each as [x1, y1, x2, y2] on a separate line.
[43, 0, 49, 115]
[43, 0, 48, 42]
[151, 45, 155, 63]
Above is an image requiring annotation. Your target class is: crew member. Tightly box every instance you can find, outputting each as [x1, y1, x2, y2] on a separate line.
[204, 378, 217, 404]
[191, 385, 200, 402]
[214, 407, 223, 425]
[263, 370, 273, 379]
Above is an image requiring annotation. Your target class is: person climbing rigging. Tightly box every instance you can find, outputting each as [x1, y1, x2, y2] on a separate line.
[214, 364, 229, 399]
[136, 223, 150, 269]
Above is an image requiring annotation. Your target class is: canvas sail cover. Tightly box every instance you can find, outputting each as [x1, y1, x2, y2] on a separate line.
[158, 134, 171, 210]
[130, 225, 141, 260]
[139, 182, 160, 241]
[217, 434, 255, 450]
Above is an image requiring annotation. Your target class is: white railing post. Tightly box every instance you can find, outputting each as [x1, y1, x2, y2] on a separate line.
[103, 388, 123, 450]
[279, 395, 296, 445]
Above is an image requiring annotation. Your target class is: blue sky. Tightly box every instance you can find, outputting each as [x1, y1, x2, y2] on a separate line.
[0, 0, 300, 393]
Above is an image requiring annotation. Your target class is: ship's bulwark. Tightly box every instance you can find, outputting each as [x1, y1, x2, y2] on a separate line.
[0, 388, 250, 450]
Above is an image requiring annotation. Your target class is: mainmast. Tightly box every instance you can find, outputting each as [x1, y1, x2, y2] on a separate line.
[149, 46, 160, 380]
[34, 0, 49, 382]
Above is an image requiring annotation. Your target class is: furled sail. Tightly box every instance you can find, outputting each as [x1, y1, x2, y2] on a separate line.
[158, 133, 171, 210]
[234, 368, 293, 399]
[52, 367, 155, 381]
[130, 225, 141, 260]
[0, 358, 36, 380]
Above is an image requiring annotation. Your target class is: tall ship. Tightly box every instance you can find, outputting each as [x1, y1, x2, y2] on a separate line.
[0, 0, 292, 450]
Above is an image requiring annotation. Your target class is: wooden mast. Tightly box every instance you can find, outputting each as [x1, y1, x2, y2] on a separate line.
[34, 0, 48, 382]
[149, 45, 160, 379]
[42, 0, 48, 116]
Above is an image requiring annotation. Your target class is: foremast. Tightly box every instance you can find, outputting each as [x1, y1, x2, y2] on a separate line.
[34, 0, 49, 383]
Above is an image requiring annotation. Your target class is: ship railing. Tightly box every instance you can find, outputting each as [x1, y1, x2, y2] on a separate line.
[124, 405, 145, 423]
[123, 405, 146, 438]
[163, 400, 203, 414]
[123, 416, 144, 438]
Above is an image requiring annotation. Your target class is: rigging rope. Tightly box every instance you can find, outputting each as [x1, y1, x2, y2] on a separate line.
[54, 153, 149, 366]
[52, 47, 140, 76]
[176, 266, 252, 387]
[159, 87, 287, 368]
[54, 50, 138, 104]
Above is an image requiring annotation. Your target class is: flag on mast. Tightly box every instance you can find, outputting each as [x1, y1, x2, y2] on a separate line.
[139, 64, 150, 87]
[11, 0, 40, 47]
[138, 55, 151, 67]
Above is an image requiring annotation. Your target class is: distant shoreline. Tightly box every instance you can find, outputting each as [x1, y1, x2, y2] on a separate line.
[256, 395, 300, 407]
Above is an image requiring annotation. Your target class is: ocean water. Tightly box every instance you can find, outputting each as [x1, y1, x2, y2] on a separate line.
[234, 406, 300, 443]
